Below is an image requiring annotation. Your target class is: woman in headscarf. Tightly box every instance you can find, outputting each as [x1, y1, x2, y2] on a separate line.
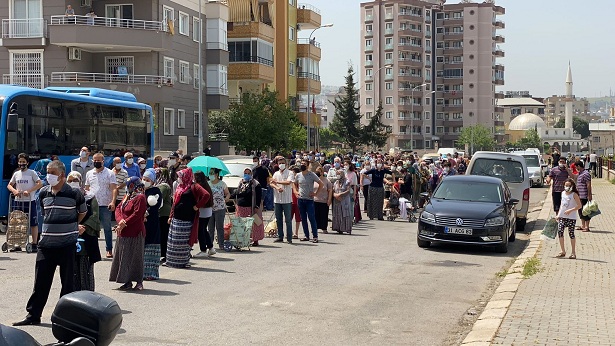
[313, 166, 332, 234]
[166, 168, 210, 268]
[67, 171, 101, 291]
[233, 167, 264, 246]
[332, 169, 352, 234]
[364, 159, 392, 220]
[109, 176, 147, 291]
[142, 168, 162, 280]
[156, 168, 173, 262]
[411, 162, 422, 208]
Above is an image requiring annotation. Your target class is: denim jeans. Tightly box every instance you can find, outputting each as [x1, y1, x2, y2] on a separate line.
[298, 198, 318, 239]
[208, 209, 226, 248]
[264, 187, 274, 211]
[274, 203, 293, 241]
[98, 206, 113, 251]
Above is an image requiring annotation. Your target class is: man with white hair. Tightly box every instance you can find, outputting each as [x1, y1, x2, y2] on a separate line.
[122, 151, 140, 178]
[70, 146, 94, 183]
[85, 152, 117, 258]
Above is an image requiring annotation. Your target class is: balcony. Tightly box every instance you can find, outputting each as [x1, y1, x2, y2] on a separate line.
[495, 92, 505, 99]
[385, 28, 394, 36]
[384, 44, 394, 51]
[228, 21, 274, 42]
[3, 74, 48, 89]
[494, 20, 505, 29]
[385, 58, 394, 65]
[365, 45, 373, 51]
[493, 79, 505, 86]
[365, 30, 373, 37]
[493, 64, 505, 71]
[493, 35, 505, 43]
[494, 49, 505, 57]
[385, 12, 394, 21]
[297, 38, 321, 60]
[297, 72, 321, 94]
[48, 15, 171, 52]
[494, 5, 505, 15]
[49, 72, 171, 103]
[365, 15, 373, 22]
[365, 60, 373, 67]
[297, 3, 322, 29]
[1, 18, 48, 47]
[229, 56, 274, 83]
[296, 107, 321, 127]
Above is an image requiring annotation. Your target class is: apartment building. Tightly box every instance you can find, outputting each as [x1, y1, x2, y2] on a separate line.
[360, 0, 505, 151]
[0, 0, 229, 152]
[544, 94, 590, 126]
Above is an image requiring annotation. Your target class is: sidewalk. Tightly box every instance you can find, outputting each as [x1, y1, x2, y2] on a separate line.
[492, 179, 615, 345]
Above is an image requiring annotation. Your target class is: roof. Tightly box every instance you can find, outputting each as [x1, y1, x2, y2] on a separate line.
[439, 174, 504, 185]
[496, 98, 545, 107]
[508, 113, 547, 131]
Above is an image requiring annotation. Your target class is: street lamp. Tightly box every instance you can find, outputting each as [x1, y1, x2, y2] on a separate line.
[410, 83, 428, 152]
[306, 23, 334, 151]
[371, 63, 393, 114]
[197, 0, 203, 154]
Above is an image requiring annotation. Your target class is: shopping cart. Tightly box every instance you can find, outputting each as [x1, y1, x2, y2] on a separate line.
[2, 196, 33, 253]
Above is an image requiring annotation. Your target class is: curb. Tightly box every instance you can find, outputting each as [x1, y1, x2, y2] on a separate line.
[460, 189, 553, 345]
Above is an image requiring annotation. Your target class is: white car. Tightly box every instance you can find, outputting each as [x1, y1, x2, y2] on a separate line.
[511, 150, 548, 187]
[217, 155, 254, 194]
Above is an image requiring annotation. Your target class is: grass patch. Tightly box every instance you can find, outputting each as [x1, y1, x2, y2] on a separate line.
[522, 257, 542, 278]
[610, 178, 615, 185]
[495, 269, 508, 278]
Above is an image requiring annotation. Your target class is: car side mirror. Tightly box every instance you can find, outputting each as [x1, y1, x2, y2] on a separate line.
[420, 192, 430, 199]
[509, 198, 519, 205]
[6, 102, 18, 132]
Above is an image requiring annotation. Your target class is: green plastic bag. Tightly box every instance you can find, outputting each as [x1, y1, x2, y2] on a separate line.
[541, 217, 558, 240]
[582, 200, 599, 216]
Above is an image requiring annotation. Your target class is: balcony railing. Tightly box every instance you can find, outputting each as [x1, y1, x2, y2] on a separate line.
[3, 74, 47, 88]
[50, 72, 169, 85]
[298, 3, 321, 15]
[297, 38, 321, 48]
[297, 72, 320, 81]
[229, 55, 274, 67]
[50, 15, 163, 31]
[2, 18, 47, 38]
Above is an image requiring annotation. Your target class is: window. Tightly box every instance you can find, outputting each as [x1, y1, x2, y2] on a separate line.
[385, 37, 393, 44]
[206, 18, 228, 50]
[289, 26, 295, 41]
[365, 39, 372, 46]
[436, 126, 444, 133]
[163, 108, 174, 135]
[194, 111, 200, 136]
[289, 0, 296, 5]
[178, 11, 189, 35]
[365, 54, 373, 61]
[366, 24, 372, 31]
[386, 111, 393, 119]
[206, 64, 228, 95]
[385, 67, 392, 75]
[366, 69, 373, 77]
[366, 112, 372, 119]
[163, 57, 174, 82]
[179, 61, 190, 83]
[177, 109, 186, 128]
[366, 83, 373, 91]
[193, 17, 201, 42]
[9, 50, 44, 89]
[425, 140, 431, 149]
[385, 82, 392, 90]
[193, 64, 200, 89]
[425, 112, 430, 120]
[385, 53, 393, 60]
[289, 62, 295, 76]
[163, 6, 174, 32]
[366, 98, 373, 105]
[425, 126, 431, 133]
[385, 97, 393, 105]
[385, 22, 393, 30]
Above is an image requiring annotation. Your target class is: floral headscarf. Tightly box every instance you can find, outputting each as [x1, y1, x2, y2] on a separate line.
[174, 168, 194, 200]
[156, 168, 171, 186]
[123, 176, 144, 207]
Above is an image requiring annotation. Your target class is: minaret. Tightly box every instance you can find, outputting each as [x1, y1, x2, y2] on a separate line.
[565, 62, 573, 129]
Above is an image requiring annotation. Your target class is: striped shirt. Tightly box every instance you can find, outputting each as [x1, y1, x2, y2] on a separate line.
[548, 167, 569, 193]
[113, 168, 129, 201]
[272, 169, 293, 204]
[38, 183, 87, 248]
[576, 170, 591, 199]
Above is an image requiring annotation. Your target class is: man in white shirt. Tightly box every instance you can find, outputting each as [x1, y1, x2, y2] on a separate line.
[270, 158, 294, 243]
[8, 153, 43, 252]
[85, 153, 117, 258]
[589, 152, 597, 177]
[70, 146, 94, 184]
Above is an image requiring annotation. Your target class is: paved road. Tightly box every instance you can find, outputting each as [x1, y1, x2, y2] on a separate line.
[0, 188, 547, 346]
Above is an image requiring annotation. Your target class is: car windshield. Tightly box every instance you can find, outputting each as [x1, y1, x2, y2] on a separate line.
[433, 180, 503, 203]
[224, 163, 252, 177]
[522, 155, 539, 167]
[469, 158, 525, 183]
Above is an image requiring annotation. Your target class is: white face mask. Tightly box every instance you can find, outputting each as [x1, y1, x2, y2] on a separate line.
[79, 151, 87, 158]
[139, 163, 146, 169]
[559, 164, 565, 169]
[126, 158, 134, 165]
[47, 174, 60, 187]
[564, 186, 571, 192]
[169, 159, 176, 166]
[279, 164, 286, 170]
[68, 182, 80, 189]
[376, 164, 382, 169]
[391, 166, 397, 171]
[143, 180, 152, 188]
[443, 167, 450, 173]
[364, 165, 370, 170]
[115, 163, 122, 170]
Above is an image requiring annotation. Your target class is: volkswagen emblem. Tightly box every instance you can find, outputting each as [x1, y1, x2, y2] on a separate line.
[456, 218, 464, 226]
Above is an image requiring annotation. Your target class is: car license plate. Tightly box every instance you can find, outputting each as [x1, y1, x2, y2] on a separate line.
[445, 227, 473, 235]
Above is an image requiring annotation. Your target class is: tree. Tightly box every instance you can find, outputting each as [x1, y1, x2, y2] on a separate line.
[363, 102, 389, 149]
[208, 110, 231, 135]
[319, 127, 342, 149]
[329, 66, 364, 152]
[554, 116, 590, 138]
[227, 89, 303, 152]
[456, 124, 495, 153]
[515, 129, 541, 149]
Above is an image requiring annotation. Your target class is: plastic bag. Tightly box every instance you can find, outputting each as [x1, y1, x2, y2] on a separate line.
[541, 217, 558, 241]
[582, 200, 599, 216]
[585, 209, 601, 219]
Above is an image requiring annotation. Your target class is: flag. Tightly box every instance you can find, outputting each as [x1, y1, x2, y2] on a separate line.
[311, 97, 316, 114]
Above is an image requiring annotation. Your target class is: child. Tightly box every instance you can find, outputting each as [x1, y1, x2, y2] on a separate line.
[555, 178, 582, 259]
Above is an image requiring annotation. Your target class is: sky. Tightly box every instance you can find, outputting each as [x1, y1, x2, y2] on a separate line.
[301, 0, 615, 98]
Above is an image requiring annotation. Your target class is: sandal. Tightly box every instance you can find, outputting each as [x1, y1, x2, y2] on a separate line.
[292, 235, 299, 239]
[322, 230, 329, 234]
[555, 252, 566, 258]
[300, 237, 310, 241]
[575, 226, 584, 230]
[569, 254, 576, 259]
[133, 283, 144, 291]
[581, 228, 590, 232]
[312, 238, 319, 243]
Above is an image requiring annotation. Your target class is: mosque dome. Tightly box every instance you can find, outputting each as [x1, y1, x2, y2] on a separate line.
[508, 113, 547, 131]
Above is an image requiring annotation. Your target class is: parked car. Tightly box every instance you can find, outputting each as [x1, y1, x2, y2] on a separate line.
[465, 151, 530, 232]
[417, 175, 518, 253]
[511, 149, 548, 187]
[218, 155, 254, 210]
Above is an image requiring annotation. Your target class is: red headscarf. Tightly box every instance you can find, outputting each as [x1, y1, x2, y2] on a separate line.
[174, 168, 194, 200]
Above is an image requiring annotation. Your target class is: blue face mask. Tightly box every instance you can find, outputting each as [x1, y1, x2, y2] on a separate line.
[243, 174, 252, 181]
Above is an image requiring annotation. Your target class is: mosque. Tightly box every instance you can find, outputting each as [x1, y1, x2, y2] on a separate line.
[505, 63, 588, 152]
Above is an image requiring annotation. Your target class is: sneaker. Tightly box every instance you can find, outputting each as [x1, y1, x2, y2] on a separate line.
[207, 248, 217, 256]
[30, 244, 38, 253]
[194, 251, 209, 258]
[273, 238, 284, 243]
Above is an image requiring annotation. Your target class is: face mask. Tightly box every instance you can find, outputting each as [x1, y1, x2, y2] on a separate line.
[243, 174, 252, 181]
[364, 165, 370, 170]
[444, 168, 450, 173]
[253, 162, 259, 167]
[279, 164, 286, 170]
[155, 160, 161, 165]
[143, 181, 152, 188]
[94, 162, 103, 169]
[300, 165, 307, 171]
[377, 164, 382, 169]
[139, 163, 146, 169]
[316, 172, 322, 177]
[334, 162, 340, 168]
[169, 159, 176, 166]
[68, 182, 80, 189]
[391, 166, 397, 171]
[308, 156, 313, 161]
[344, 165, 349, 171]
[209, 175, 216, 181]
[115, 163, 122, 170]
[47, 174, 60, 187]
[18, 163, 27, 170]
[127, 158, 134, 165]
[79, 151, 87, 158]
[296, 155, 301, 159]
[564, 186, 571, 192]
[559, 164, 565, 169]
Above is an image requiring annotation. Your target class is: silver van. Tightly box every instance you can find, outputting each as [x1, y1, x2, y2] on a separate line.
[466, 151, 530, 231]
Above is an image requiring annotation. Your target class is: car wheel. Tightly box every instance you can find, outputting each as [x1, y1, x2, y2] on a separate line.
[417, 236, 431, 248]
[509, 220, 516, 242]
[539, 177, 544, 188]
[516, 218, 526, 232]
[495, 237, 508, 253]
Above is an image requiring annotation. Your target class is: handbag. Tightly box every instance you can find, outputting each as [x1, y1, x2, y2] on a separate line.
[251, 182, 263, 226]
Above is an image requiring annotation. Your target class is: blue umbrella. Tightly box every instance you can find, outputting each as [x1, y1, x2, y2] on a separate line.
[187, 156, 230, 176]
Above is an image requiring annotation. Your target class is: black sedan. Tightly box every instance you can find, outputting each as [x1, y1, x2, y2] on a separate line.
[417, 175, 518, 253]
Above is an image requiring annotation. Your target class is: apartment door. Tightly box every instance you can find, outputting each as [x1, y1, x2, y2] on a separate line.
[105, 56, 134, 82]
[105, 4, 133, 27]
[10, 0, 42, 37]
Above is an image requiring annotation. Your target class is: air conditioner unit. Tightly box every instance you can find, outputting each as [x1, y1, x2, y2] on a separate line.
[68, 47, 82, 61]
[81, 0, 92, 7]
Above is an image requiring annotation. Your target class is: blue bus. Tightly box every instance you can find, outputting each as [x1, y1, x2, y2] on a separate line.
[0, 85, 154, 225]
